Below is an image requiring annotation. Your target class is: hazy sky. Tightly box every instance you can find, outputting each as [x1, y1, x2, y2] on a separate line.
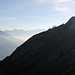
[0, 0, 75, 30]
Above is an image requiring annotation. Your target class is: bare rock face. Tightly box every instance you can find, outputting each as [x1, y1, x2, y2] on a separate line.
[0, 17, 75, 75]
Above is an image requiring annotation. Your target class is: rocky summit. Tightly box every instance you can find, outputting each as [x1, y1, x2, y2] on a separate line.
[0, 17, 75, 75]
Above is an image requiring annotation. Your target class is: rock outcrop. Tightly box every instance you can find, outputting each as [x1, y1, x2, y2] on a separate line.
[0, 17, 75, 75]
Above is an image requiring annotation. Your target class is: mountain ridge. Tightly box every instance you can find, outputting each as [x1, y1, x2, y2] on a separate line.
[0, 16, 75, 75]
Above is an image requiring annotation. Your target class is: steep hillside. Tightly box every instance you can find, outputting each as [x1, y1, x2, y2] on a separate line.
[0, 17, 75, 75]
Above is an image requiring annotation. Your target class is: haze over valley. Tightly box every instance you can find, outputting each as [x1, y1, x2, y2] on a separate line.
[0, 29, 46, 60]
[0, 30, 23, 60]
[5, 29, 46, 41]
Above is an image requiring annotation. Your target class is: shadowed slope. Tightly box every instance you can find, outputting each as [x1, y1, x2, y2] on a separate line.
[0, 17, 75, 75]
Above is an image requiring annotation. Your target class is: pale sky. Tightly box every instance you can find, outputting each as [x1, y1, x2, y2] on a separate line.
[0, 0, 75, 30]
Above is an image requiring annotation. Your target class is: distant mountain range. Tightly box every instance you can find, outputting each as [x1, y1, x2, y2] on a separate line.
[0, 31, 23, 60]
[0, 29, 46, 60]
[5, 29, 46, 41]
[0, 16, 75, 75]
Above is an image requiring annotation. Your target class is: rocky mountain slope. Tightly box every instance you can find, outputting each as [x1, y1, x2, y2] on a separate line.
[0, 17, 75, 75]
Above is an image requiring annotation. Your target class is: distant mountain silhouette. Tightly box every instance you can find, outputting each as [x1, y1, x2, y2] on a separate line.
[5, 29, 46, 41]
[0, 17, 75, 75]
[0, 31, 23, 60]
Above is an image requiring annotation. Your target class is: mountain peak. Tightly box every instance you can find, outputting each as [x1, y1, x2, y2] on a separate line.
[69, 16, 75, 21]
[65, 16, 75, 29]
[66, 16, 75, 24]
[70, 16, 75, 19]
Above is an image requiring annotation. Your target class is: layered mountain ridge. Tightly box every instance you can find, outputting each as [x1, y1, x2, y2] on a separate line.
[0, 16, 75, 75]
[5, 29, 46, 41]
[0, 31, 23, 60]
